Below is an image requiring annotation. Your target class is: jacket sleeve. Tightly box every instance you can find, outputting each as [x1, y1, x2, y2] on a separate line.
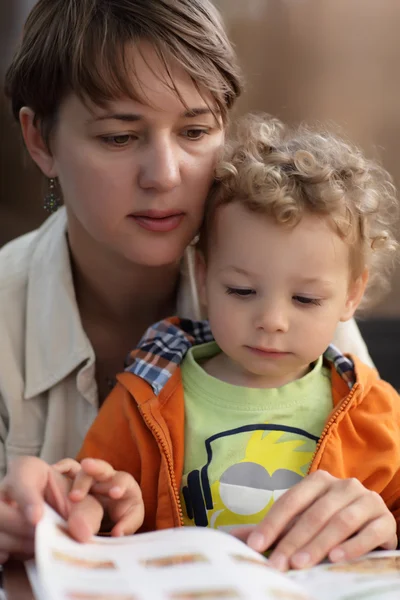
[332, 319, 374, 368]
[357, 378, 400, 535]
[379, 382, 400, 535]
[76, 382, 141, 480]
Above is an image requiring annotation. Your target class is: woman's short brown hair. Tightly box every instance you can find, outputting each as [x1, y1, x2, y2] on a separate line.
[5, 0, 242, 143]
[200, 114, 399, 309]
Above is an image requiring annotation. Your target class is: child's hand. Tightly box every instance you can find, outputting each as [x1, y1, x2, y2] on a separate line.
[54, 458, 144, 537]
[232, 471, 397, 571]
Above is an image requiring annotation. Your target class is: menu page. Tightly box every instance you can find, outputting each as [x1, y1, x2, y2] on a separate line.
[288, 550, 400, 600]
[32, 505, 309, 600]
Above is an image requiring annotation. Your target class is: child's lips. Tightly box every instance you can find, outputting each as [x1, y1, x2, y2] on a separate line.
[245, 346, 290, 358]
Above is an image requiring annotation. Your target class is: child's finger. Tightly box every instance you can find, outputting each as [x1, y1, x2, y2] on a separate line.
[52, 458, 82, 479]
[90, 471, 135, 499]
[68, 470, 96, 502]
[68, 458, 117, 502]
[110, 501, 145, 537]
[79, 458, 117, 482]
[67, 494, 104, 542]
[107, 475, 144, 536]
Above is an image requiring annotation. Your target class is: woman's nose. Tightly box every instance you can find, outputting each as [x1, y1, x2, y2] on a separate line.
[138, 137, 181, 192]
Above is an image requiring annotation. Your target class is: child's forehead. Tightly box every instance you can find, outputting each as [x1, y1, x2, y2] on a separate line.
[209, 202, 352, 277]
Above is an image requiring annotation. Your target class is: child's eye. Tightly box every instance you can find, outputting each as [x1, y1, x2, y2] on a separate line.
[293, 295, 322, 306]
[225, 287, 256, 298]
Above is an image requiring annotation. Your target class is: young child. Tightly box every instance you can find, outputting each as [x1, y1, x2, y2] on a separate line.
[70, 114, 400, 570]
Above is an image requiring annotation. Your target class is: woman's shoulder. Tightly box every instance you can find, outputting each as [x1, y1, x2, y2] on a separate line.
[0, 229, 39, 292]
[0, 209, 67, 294]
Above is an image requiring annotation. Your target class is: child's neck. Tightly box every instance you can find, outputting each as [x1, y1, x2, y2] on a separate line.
[202, 352, 311, 389]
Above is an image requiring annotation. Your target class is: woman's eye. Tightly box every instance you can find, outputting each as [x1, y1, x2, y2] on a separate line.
[225, 287, 256, 298]
[101, 134, 134, 147]
[293, 295, 322, 306]
[182, 128, 209, 140]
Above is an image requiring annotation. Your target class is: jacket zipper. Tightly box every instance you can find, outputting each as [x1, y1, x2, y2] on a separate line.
[140, 408, 185, 527]
[307, 383, 360, 475]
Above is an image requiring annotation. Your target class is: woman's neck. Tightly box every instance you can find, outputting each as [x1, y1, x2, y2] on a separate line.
[67, 228, 181, 329]
[66, 218, 183, 403]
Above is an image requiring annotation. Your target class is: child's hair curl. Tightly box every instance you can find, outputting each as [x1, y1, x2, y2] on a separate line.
[200, 114, 399, 309]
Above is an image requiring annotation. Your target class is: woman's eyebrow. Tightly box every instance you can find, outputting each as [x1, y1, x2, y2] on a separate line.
[182, 107, 213, 118]
[86, 113, 143, 124]
[86, 107, 213, 125]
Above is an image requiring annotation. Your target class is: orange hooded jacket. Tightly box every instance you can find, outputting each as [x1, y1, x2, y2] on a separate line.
[77, 318, 400, 535]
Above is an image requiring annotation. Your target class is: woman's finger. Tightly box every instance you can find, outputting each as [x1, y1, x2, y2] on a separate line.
[287, 492, 388, 569]
[0, 530, 35, 560]
[230, 526, 255, 543]
[0, 457, 53, 525]
[329, 513, 397, 564]
[247, 471, 336, 556]
[0, 501, 35, 538]
[268, 478, 366, 570]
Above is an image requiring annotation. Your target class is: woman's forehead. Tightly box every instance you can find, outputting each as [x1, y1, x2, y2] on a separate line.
[65, 42, 219, 122]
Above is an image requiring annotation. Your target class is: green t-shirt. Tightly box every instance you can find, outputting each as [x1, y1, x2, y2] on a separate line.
[180, 342, 332, 531]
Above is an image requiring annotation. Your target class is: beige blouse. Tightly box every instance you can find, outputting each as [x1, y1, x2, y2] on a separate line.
[0, 209, 374, 478]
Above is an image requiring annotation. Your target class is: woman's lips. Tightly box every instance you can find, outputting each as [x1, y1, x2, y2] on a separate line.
[130, 212, 184, 232]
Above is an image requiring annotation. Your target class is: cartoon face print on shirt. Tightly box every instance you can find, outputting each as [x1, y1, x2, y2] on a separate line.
[181, 423, 318, 531]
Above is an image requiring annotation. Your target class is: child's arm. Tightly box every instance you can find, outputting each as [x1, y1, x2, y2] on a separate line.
[235, 470, 397, 571]
[54, 457, 144, 536]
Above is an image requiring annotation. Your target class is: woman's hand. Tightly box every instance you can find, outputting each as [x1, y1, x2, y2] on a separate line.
[0, 456, 104, 563]
[54, 457, 144, 536]
[232, 471, 397, 571]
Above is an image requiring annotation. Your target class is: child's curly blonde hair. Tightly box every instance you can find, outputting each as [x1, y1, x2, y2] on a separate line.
[200, 114, 399, 309]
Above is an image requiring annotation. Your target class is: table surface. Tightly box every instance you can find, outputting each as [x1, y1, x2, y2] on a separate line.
[3, 562, 34, 600]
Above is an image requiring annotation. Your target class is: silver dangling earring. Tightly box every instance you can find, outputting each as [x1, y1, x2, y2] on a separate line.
[190, 233, 200, 246]
[43, 177, 62, 213]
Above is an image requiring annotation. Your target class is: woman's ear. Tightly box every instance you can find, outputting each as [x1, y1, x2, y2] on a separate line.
[340, 268, 369, 322]
[19, 107, 57, 177]
[195, 251, 208, 308]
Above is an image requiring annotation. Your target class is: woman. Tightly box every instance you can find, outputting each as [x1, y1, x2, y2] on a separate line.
[0, 0, 372, 562]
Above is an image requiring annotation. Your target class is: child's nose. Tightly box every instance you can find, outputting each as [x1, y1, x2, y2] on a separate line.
[254, 302, 289, 333]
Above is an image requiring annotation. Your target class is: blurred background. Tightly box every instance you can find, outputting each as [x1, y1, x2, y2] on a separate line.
[0, 0, 399, 382]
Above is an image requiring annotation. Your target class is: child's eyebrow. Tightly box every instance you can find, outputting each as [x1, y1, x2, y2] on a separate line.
[296, 277, 335, 288]
[220, 266, 253, 277]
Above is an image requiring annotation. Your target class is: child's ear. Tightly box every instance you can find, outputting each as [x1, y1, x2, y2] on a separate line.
[340, 268, 369, 322]
[195, 251, 208, 308]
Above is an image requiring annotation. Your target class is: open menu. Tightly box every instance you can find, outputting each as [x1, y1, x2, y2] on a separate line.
[26, 504, 400, 600]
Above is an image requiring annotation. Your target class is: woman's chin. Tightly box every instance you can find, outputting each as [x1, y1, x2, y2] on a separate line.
[122, 245, 186, 269]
